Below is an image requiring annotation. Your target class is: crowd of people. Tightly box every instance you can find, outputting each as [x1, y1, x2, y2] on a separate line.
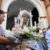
[0, 9, 50, 50]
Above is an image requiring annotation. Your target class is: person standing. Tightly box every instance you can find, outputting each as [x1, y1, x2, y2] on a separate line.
[0, 10, 15, 50]
[45, 25, 50, 50]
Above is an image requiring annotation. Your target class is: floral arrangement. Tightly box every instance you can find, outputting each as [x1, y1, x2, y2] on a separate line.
[12, 25, 43, 43]
[19, 27, 42, 42]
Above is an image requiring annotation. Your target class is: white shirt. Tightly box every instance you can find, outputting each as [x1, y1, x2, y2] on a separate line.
[0, 25, 19, 43]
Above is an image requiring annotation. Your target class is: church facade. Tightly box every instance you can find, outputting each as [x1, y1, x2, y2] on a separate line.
[0, 0, 50, 29]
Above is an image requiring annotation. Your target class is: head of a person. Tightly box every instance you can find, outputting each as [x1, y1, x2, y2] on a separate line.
[0, 10, 5, 24]
[22, 13, 30, 25]
[22, 13, 30, 21]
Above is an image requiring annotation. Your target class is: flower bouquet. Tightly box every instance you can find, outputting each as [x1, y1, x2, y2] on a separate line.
[19, 27, 42, 42]
[12, 24, 43, 43]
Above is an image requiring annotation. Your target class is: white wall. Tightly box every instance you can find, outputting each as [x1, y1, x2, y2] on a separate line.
[1, 0, 14, 29]
[2, 0, 14, 12]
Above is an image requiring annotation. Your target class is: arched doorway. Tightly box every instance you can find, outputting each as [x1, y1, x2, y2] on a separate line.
[6, 0, 48, 30]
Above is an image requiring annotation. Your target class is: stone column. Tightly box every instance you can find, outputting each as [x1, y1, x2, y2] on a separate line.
[0, 0, 2, 9]
[44, 0, 50, 24]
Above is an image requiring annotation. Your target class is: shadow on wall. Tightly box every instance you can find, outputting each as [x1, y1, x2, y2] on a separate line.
[31, 8, 39, 26]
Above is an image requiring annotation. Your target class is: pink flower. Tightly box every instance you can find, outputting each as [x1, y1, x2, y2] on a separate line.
[12, 24, 21, 36]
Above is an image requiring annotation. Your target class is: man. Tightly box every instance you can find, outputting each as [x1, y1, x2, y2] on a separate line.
[0, 10, 16, 50]
[45, 25, 50, 50]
